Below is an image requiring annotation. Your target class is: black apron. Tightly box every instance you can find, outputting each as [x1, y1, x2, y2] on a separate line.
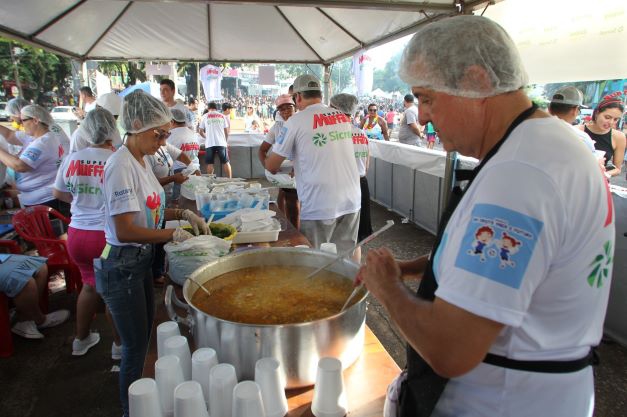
[397, 104, 597, 417]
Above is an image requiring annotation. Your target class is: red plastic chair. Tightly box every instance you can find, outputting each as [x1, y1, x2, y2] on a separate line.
[11, 206, 82, 295]
[0, 239, 24, 357]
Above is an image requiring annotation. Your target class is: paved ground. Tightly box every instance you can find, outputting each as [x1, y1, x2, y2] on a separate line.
[0, 201, 625, 416]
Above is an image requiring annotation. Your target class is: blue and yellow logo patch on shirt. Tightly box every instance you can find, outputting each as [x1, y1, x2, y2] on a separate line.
[454, 204, 544, 289]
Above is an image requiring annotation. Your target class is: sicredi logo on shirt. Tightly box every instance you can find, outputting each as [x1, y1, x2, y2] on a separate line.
[311, 112, 352, 147]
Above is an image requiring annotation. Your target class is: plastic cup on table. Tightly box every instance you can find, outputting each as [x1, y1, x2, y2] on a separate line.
[191, 348, 218, 409]
[232, 381, 266, 417]
[128, 378, 164, 417]
[163, 335, 192, 381]
[155, 355, 185, 417]
[173, 381, 209, 417]
[209, 363, 238, 417]
[311, 357, 347, 417]
[157, 321, 180, 358]
[255, 357, 288, 417]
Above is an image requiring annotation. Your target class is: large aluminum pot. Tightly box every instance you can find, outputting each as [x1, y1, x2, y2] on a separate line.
[165, 247, 367, 388]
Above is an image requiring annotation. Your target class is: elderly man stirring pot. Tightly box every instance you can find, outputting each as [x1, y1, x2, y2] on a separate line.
[358, 16, 614, 417]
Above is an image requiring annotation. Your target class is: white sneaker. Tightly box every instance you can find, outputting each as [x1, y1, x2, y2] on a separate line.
[37, 310, 70, 329]
[72, 332, 101, 356]
[11, 321, 44, 339]
[111, 341, 122, 360]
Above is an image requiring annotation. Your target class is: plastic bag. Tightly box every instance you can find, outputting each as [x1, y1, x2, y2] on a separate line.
[265, 170, 296, 189]
[164, 235, 231, 285]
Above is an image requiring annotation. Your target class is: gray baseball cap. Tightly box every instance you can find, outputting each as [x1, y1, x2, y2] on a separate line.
[292, 74, 322, 93]
[551, 86, 588, 107]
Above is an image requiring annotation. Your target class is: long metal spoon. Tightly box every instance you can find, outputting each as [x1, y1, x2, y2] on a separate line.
[305, 220, 395, 280]
[340, 283, 364, 312]
[187, 276, 211, 297]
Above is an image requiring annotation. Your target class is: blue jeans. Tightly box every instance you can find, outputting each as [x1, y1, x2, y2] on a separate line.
[94, 244, 154, 417]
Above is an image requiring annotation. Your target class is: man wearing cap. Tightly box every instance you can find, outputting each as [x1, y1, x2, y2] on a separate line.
[548, 86, 596, 152]
[69, 92, 123, 153]
[358, 15, 613, 417]
[398, 94, 424, 146]
[199, 102, 231, 178]
[265, 74, 361, 253]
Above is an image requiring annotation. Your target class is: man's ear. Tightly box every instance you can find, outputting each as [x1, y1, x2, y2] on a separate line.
[458, 65, 493, 96]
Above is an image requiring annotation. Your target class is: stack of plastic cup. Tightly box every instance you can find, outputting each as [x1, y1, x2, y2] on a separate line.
[232, 381, 266, 417]
[320, 242, 337, 254]
[209, 363, 238, 417]
[157, 321, 180, 358]
[128, 378, 164, 417]
[311, 357, 347, 417]
[163, 335, 192, 381]
[173, 381, 209, 417]
[155, 355, 185, 417]
[255, 358, 288, 417]
[191, 348, 218, 409]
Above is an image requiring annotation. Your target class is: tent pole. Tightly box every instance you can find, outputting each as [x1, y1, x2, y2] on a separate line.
[323, 63, 331, 104]
[196, 62, 201, 101]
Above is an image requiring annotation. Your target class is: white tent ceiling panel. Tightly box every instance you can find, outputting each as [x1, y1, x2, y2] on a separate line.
[210, 4, 319, 62]
[322, 8, 426, 44]
[0, 0, 78, 35]
[88, 2, 209, 59]
[278, 6, 358, 61]
[36, 1, 128, 55]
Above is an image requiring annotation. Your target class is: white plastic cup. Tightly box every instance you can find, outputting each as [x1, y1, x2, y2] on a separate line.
[209, 363, 238, 417]
[173, 381, 209, 417]
[155, 355, 185, 417]
[157, 321, 181, 358]
[320, 242, 337, 254]
[163, 335, 192, 381]
[191, 348, 218, 408]
[255, 358, 288, 417]
[311, 357, 347, 417]
[128, 378, 164, 417]
[232, 381, 266, 417]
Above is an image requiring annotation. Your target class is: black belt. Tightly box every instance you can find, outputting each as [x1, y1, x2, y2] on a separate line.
[483, 349, 596, 373]
[107, 244, 151, 258]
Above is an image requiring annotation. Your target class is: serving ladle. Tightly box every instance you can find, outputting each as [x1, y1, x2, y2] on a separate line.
[188, 276, 212, 297]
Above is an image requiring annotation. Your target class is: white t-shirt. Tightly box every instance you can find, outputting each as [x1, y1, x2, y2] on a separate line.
[264, 120, 283, 146]
[54, 147, 113, 230]
[69, 124, 122, 153]
[201, 111, 228, 148]
[398, 106, 421, 146]
[84, 100, 97, 113]
[16, 132, 65, 205]
[145, 144, 182, 201]
[351, 125, 369, 177]
[272, 103, 361, 221]
[16, 125, 70, 156]
[168, 127, 200, 171]
[244, 113, 260, 131]
[103, 146, 166, 247]
[430, 118, 614, 417]
[567, 121, 596, 153]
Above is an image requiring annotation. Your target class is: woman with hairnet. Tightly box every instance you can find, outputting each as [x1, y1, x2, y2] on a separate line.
[53, 107, 121, 358]
[94, 90, 208, 417]
[0, 104, 69, 216]
[330, 93, 372, 261]
[0, 97, 71, 154]
[358, 16, 613, 417]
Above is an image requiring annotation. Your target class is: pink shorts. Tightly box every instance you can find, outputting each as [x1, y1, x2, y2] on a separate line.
[67, 227, 106, 287]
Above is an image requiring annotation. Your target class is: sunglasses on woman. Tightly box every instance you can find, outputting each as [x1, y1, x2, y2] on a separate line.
[153, 129, 171, 140]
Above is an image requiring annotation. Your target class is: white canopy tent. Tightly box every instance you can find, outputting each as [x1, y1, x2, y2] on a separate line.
[0, 0, 496, 64]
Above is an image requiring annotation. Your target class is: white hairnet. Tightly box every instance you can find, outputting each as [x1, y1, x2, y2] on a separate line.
[83, 107, 117, 145]
[121, 90, 172, 134]
[170, 108, 187, 123]
[399, 15, 528, 98]
[21, 105, 54, 126]
[330, 93, 359, 115]
[7, 98, 29, 117]
[96, 92, 123, 116]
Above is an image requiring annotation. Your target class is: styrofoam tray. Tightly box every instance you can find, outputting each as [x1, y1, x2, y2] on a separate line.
[232, 219, 282, 244]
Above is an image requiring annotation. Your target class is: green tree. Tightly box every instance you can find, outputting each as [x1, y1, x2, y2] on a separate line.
[372, 51, 408, 94]
[0, 37, 71, 102]
[97, 61, 146, 87]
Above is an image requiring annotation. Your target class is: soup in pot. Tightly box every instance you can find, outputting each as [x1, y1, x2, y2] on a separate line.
[190, 265, 364, 325]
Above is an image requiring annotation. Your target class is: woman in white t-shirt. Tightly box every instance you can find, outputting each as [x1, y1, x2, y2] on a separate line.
[53, 108, 120, 358]
[0, 104, 69, 217]
[94, 91, 208, 417]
